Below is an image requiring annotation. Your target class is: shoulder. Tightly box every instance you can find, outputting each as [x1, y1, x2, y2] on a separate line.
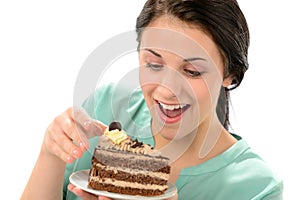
[177, 140, 283, 199]
[214, 140, 283, 199]
[226, 143, 283, 199]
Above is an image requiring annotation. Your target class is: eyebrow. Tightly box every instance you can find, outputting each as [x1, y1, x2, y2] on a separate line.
[144, 48, 207, 62]
[183, 57, 207, 62]
[144, 49, 162, 58]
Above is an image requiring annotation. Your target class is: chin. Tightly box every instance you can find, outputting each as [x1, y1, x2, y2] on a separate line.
[159, 128, 179, 140]
[155, 122, 194, 141]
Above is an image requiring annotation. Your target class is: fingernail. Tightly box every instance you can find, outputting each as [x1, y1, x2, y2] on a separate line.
[79, 142, 84, 148]
[73, 149, 79, 156]
[66, 156, 73, 163]
[79, 142, 87, 150]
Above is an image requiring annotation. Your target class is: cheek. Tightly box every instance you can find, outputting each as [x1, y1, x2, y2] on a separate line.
[190, 78, 220, 112]
[195, 87, 211, 119]
[140, 84, 154, 107]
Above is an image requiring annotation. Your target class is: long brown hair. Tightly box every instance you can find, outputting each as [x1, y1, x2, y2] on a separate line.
[136, 0, 250, 130]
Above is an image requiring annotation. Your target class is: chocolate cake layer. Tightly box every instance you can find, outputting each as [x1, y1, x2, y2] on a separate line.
[89, 162, 169, 185]
[88, 181, 167, 196]
[93, 147, 169, 171]
[91, 157, 171, 174]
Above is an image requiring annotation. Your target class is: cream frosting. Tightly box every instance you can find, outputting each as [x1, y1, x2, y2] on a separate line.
[99, 126, 161, 156]
[103, 128, 128, 144]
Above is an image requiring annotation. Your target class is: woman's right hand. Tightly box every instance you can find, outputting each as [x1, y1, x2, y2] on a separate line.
[41, 107, 107, 164]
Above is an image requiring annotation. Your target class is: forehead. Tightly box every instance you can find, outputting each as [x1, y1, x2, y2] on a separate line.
[140, 16, 221, 62]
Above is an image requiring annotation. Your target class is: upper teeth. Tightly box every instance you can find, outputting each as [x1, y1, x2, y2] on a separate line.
[159, 102, 187, 110]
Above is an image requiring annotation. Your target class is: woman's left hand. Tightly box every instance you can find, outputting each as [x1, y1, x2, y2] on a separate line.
[68, 184, 112, 200]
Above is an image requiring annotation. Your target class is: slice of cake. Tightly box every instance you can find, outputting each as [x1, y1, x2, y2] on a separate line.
[88, 121, 171, 196]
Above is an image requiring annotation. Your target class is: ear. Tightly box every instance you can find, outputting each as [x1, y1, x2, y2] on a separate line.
[222, 75, 234, 88]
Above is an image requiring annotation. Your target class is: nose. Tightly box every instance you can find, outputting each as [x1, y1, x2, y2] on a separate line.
[156, 67, 183, 100]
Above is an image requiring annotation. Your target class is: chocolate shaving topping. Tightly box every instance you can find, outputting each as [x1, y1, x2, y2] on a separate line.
[130, 139, 144, 148]
[108, 121, 122, 131]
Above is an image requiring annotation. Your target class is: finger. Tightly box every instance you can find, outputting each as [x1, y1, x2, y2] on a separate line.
[67, 183, 75, 190]
[68, 184, 98, 200]
[48, 120, 83, 159]
[51, 129, 83, 159]
[72, 107, 105, 139]
[60, 116, 89, 152]
[45, 130, 75, 163]
[64, 107, 91, 150]
[80, 119, 107, 139]
[72, 107, 93, 128]
[73, 127, 90, 152]
[94, 120, 107, 133]
[98, 196, 113, 200]
[59, 116, 77, 141]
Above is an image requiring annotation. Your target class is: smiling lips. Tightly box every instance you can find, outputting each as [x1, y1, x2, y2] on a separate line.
[156, 100, 190, 123]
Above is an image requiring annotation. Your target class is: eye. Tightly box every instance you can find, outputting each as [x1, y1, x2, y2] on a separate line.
[146, 63, 164, 71]
[183, 69, 203, 77]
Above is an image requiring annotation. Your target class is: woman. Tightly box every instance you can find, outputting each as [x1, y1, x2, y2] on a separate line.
[21, 0, 283, 199]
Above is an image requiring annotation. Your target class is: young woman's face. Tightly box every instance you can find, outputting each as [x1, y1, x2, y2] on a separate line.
[139, 16, 232, 140]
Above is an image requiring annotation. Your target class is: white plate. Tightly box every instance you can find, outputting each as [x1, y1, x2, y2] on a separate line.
[69, 170, 177, 200]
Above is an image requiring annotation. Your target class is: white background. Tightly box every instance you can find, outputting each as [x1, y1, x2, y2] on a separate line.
[0, 0, 299, 199]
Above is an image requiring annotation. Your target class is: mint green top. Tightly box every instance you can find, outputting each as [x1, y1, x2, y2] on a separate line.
[63, 84, 283, 200]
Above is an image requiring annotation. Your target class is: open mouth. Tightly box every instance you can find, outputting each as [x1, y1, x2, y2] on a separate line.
[155, 100, 190, 123]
